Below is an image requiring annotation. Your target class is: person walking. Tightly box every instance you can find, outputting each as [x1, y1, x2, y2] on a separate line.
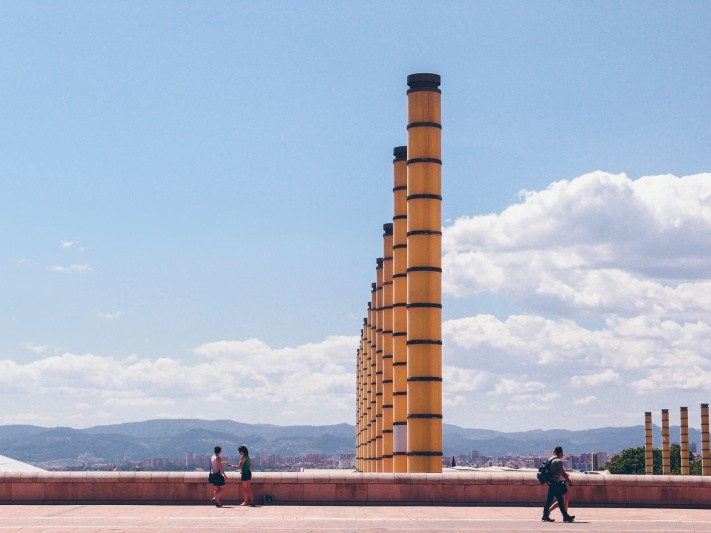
[542, 446, 575, 523]
[209, 446, 228, 507]
[236, 445, 254, 506]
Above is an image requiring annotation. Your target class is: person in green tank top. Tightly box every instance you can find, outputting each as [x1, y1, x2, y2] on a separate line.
[236, 445, 254, 506]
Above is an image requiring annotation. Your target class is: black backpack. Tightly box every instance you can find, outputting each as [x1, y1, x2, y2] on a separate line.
[537, 459, 552, 484]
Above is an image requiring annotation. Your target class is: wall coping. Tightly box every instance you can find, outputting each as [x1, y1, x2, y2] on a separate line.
[3, 470, 711, 485]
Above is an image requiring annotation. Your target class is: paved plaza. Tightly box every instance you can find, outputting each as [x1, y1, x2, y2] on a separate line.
[1, 504, 711, 532]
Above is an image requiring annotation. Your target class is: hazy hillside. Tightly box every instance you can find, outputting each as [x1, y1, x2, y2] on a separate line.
[0, 419, 700, 464]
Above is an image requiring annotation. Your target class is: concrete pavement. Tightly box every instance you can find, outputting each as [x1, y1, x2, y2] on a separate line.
[1, 504, 711, 532]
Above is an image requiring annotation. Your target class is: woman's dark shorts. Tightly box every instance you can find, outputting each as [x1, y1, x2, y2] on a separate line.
[212, 473, 225, 486]
[241, 471, 252, 482]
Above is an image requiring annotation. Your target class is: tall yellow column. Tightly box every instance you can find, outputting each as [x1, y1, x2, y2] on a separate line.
[406, 73, 442, 473]
[702, 403, 711, 476]
[368, 293, 376, 471]
[645, 411, 653, 475]
[391, 146, 409, 473]
[681, 407, 689, 475]
[382, 224, 394, 472]
[375, 259, 384, 472]
[661, 409, 670, 475]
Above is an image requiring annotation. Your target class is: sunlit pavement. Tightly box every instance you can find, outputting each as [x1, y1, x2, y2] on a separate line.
[1, 504, 711, 532]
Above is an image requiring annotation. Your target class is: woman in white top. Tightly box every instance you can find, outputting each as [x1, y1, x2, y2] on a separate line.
[210, 446, 232, 507]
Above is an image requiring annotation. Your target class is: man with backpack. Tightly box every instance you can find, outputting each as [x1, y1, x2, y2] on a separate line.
[541, 446, 575, 523]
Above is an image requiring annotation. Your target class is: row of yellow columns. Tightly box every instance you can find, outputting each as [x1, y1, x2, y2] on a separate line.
[644, 404, 711, 475]
[356, 73, 442, 473]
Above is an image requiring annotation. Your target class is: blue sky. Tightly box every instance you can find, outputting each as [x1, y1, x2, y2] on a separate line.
[2, 1, 711, 434]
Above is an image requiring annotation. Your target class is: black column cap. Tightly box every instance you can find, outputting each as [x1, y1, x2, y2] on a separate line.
[407, 73, 441, 90]
[393, 146, 407, 161]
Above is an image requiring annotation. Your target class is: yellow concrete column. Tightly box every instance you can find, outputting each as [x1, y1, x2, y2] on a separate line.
[702, 403, 710, 476]
[661, 409, 670, 475]
[367, 294, 376, 472]
[358, 324, 368, 472]
[375, 259, 384, 472]
[645, 411, 653, 475]
[680, 407, 689, 475]
[406, 73, 442, 473]
[356, 337, 363, 472]
[382, 224, 394, 472]
[391, 146, 408, 473]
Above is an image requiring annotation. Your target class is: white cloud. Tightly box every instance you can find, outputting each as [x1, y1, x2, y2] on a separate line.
[0, 335, 361, 426]
[571, 370, 621, 387]
[491, 378, 545, 395]
[442, 366, 491, 393]
[47, 264, 91, 273]
[574, 395, 598, 405]
[631, 366, 711, 394]
[442, 172, 711, 320]
[61, 241, 75, 248]
[98, 312, 121, 319]
[21, 342, 51, 354]
[444, 314, 711, 371]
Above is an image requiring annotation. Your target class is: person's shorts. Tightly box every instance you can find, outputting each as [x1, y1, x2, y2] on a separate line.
[550, 480, 567, 495]
[212, 473, 225, 486]
[241, 471, 252, 482]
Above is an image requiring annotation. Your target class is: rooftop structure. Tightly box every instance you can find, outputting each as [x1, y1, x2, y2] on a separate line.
[0, 454, 45, 473]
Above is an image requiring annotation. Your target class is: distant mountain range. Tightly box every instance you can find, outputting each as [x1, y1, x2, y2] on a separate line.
[0, 419, 699, 465]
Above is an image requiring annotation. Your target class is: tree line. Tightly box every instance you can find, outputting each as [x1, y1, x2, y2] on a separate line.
[604, 444, 702, 475]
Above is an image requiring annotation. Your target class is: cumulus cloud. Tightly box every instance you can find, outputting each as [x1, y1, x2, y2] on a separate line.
[47, 264, 91, 273]
[443, 172, 711, 320]
[61, 241, 75, 248]
[20, 342, 51, 354]
[438, 171, 711, 429]
[571, 370, 621, 387]
[491, 378, 545, 395]
[442, 366, 492, 393]
[0, 335, 360, 425]
[444, 314, 711, 376]
[574, 395, 598, 405]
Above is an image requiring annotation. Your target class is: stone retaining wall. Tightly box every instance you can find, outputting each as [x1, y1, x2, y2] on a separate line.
[1, 471, 710, 507]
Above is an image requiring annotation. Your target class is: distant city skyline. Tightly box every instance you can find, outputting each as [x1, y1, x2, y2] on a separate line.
[2, 1, 711, 432]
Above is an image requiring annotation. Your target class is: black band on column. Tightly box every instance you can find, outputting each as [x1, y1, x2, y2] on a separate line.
[407, 121, 442, 129]
[407, 451, 444, 456]
[407, 157, 442, 165]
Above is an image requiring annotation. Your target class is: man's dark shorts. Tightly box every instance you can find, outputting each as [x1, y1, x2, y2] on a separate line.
[550, 480, 567, 495]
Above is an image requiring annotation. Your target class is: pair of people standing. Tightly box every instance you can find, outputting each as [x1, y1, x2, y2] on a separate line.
[210, 445, 254, 507]
[542, 446, 575, 523]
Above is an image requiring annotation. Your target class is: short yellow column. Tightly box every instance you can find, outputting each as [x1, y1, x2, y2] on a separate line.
[356, 334, 364, 472]
[382, 224, 394, 472]
[392, 146, 408, 473]
[645, 411, 653, 475]
[702, 403, 710, 476]
[406, 73, 442, 473]
[680, 407, 689, 475]
[661, 409, 670, 475]
[358, 326, 368, 472]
